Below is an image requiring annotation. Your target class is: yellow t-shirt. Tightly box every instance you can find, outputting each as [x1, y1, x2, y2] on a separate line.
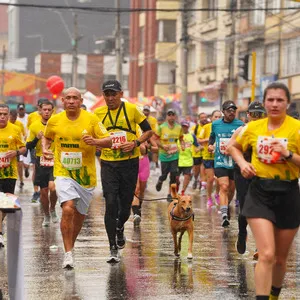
[199, 123, 214, 160]
[236, 115, 300, 180]
[147, 115, 158, 133]
[27, 111, 42, 129]
[94, 102, 146, 161]
[0, 123, 25, 179]
[190, 123, 203, 158]
[10, 120, 25, 137]
[44, 110, 109, 188]
[27, 120, 55, 157]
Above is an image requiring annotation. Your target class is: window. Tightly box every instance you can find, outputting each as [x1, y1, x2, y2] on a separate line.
[202, 0, 217, 20]
[62, 74, 72, 88]
[202, 42, 216, 67]
[158, 20, 176, 43]
[103, 74, 116, 83]
[268, 0, 281, 14]
[157, 62, 175, 84]
[250, 0, 266, 26]
[77, 74, 86, 90]
[140, 0, 145, 8]
[139, 27, 144, 52]
[266, 44, 279, 75]
[282, 38, 300, 76]
[285, 0, 300, 14]
[139, 66, 143, 91]
[188, 45, 196, 72]
[122, 75, 129, 90]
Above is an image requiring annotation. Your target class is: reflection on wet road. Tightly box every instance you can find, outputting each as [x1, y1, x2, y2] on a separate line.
[0, 172, 300, 299]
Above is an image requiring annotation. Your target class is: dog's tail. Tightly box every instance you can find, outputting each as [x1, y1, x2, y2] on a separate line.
[170, 183, 178, 200]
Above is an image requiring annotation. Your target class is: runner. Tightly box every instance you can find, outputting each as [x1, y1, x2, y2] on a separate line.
[190, 113, 207, 190]
[26, 100, 58, 227]
[227, 101, 266, 255]
[198, 110, 222, 207]
[177, 120, 199, 195]
[155, 108, 184, 202]
[208, 101, 243, 227]
[94, 80, 152, 263]
[228, 82, 300, 299]
[43, 87, 111, 268]
[0, 104, 26, 247]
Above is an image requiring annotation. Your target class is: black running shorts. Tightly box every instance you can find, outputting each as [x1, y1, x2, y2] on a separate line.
[242, 178, 300, 229]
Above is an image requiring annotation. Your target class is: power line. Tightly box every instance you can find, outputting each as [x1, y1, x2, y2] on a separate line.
[0, 2, 300, 13]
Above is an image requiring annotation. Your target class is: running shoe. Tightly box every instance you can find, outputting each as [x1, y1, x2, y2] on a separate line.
[116, 227, 126, 249]
[235, 233, 247, 254]
[0, 234, 4, 248]
[167, 194, 173, 202]
[31, 192, 40, 203]
[24, 168, 30, 178]
[192, 180, 197, 190]
[42, 215, 51, 227]
[253, 250, 259, 260]
[62, 251, 74, 269]
[107, 245, 120, 263]
[133, 214, 141, 226]
[215, 194, 220, 205]
[207, 198, 213, 208]
[155, 180, 163, 192]
[221, 216, 230, 228]
[50, 210, 59, 223]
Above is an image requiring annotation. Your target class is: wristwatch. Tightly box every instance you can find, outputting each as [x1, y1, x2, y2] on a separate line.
[284, 150, 293, 160]
[135, 140, 141, 147]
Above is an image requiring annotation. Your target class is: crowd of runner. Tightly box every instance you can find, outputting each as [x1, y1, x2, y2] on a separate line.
[0, 80, 299, 300]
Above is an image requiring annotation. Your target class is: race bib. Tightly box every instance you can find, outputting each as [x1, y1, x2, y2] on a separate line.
[40, 156, 54, 167]
[110, 131, 127, 150]
[61, 152, 82, 170]
[256, 136, 288, 164]
[219, 138, 230, 155]
[0, 153, 10, 168]
[168, 143, 178, 154]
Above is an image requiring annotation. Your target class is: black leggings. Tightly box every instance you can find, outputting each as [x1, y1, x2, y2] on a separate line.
[234, 168, 251, 236]
[159, 160, 178, 185]
[101, 159, 139, 247]
[0, 179, 16, 194]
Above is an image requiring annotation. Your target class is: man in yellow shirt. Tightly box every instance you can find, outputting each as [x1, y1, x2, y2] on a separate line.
[9, 109, 26, 188]
[43, 87, 112, 269]
[94, 80, 153, 263]
[27, 100, 58, 227]
[0, 104, 26, 247]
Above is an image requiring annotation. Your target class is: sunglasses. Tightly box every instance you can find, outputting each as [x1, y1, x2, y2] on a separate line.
[167, 112, 175, 116]
[249, 111, 264, 118]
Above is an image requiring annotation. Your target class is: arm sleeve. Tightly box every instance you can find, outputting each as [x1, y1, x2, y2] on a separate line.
[192, 134, 199, 147]
[26, 137, 39, 150]
[139, 119, 152, 132]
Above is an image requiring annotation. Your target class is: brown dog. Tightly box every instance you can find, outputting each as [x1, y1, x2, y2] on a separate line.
[168, 184, 194, 259]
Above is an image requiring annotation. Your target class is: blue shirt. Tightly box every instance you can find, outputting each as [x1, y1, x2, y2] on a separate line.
[210, 118, 244, 169]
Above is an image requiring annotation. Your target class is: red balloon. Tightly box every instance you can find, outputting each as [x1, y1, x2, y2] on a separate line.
[46, 76, 64, 95]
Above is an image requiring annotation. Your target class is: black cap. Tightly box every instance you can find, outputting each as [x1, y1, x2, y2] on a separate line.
[17, 103, 25, 109]
[38, 98, 50, 106]
[248, 101, 265, 113]
[222, 100, 237, 110]
[102, 80, 122, 92]
[167, 108, 176, 114]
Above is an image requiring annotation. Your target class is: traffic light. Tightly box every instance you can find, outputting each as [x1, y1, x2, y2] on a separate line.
[238, 54, 249, 81]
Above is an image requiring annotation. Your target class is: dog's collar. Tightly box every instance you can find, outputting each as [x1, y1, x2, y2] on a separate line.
[170, 204, 194, 221]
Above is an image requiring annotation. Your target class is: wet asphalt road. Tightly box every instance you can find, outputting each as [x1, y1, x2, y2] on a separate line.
[0, 167, 300, 300]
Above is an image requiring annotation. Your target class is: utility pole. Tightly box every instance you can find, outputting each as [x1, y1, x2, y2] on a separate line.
[72, 13, 78, 87]
[180, 0, 189, 116]
[0, 45, 6, 103]
[115, 0, 122, 84]
[227, 0, 237, 101]
[251, 52, 257, 102]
